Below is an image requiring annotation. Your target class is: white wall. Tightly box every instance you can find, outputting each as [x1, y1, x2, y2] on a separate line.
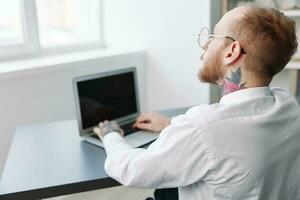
[103, 0, 211, 111]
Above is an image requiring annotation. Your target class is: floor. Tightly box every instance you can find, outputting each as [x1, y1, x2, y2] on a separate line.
[45, 186, 154, 200]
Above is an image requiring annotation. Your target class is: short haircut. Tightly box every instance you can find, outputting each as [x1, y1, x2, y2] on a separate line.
[232, 3, 298, 81]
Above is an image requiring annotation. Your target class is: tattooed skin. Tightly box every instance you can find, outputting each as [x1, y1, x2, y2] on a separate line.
[219, 67, 247, 96]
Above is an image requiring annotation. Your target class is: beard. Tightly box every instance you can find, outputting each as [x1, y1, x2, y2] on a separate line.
[198, 49, 225, 84]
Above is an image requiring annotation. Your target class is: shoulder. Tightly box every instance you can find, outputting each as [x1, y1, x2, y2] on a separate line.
[271, 87, 300, 105]
[271, 87, 292, 97]
[171, 104, 229, 129]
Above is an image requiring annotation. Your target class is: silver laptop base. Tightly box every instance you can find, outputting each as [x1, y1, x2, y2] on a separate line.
[82, 131, 158, 148]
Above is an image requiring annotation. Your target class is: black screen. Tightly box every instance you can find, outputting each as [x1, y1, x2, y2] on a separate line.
[77, 71, 138, 129]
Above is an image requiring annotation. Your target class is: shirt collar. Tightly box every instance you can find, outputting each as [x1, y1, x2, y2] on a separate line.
[220, 86, 272, 105]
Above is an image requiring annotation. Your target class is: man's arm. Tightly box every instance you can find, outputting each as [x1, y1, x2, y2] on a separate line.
[96, 114, 214, 188]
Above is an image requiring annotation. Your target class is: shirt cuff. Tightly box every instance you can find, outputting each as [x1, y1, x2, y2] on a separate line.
[103, 132, 124, 145]
[102, 131, 132, 152]
[170, 116, 178, 124]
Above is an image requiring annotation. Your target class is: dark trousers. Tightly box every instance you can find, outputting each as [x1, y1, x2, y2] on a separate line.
[154, 188, 178, 200]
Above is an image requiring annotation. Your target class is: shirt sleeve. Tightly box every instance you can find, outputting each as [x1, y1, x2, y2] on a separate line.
[103, 113, 214, 188]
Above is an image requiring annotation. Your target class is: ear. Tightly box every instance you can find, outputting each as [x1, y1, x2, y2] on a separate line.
[223, 41, 242, 66]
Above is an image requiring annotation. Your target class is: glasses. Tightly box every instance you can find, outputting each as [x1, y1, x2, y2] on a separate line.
[197, 27, 246, 53]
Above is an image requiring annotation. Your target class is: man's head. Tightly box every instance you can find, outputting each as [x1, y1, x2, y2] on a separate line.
[198, 3, 298, 88]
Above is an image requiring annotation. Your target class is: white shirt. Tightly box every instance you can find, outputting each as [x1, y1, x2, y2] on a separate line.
[103, 87, 300, 200]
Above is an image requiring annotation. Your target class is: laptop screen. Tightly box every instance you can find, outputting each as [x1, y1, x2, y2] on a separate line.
[77, 71, 138, 129]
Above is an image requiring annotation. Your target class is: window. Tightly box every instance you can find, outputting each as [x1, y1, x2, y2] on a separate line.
[35, 0, 101, 48]
[0, 0, 24, 47]
[0, 0, 103, 59]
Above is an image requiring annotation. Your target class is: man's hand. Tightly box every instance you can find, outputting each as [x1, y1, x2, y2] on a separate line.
[133, 112, 170, 133]
[93, 120, 124, 141]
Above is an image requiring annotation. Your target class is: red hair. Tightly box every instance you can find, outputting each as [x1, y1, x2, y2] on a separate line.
[233, 3, 298, 81]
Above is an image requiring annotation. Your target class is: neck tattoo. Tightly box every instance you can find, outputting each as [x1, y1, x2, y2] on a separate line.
[219, 67, 247, 96]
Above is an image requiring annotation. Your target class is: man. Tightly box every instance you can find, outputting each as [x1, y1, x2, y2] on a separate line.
[94, 3, 300, 199]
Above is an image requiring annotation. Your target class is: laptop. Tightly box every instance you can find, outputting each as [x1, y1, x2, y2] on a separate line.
[73, 67, 158, 148]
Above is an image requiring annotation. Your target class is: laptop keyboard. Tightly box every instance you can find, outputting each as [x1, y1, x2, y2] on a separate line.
[121, 121, 140, 136]
[90, 121, 140, 139]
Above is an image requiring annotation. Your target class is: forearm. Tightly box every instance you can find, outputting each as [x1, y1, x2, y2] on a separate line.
[103, 132, 168, 188]
[102, 113, 210, 188]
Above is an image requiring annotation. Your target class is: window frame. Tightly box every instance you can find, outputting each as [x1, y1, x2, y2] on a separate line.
[0, 0, 104, 61]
